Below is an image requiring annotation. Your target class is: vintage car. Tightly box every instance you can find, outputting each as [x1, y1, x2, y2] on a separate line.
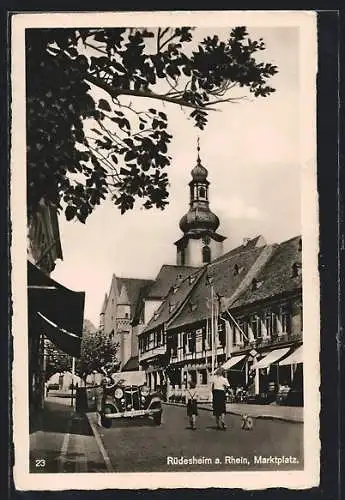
[101, 371, 162, 427]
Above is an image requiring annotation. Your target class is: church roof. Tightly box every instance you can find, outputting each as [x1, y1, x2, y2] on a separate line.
[116, 277, 154, 307]
[131, 265, 197, 326]
[167, 243, 269, 331]
[142, 267, 206, 332]
[145, 265, 197, 299]
[230, 236, 302, 309]
[140, 235, 302, 335]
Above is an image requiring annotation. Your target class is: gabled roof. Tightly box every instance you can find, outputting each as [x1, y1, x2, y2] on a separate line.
[131, 281, 157, 326]
[142, 267, 206, 333]
[117, 277, 154, 307]
[231, 236, 302, 309]
[167, 242, 271, 331]
[145, 265, 197, 299]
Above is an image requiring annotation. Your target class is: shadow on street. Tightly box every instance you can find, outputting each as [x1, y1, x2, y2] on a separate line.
[30, 399, 92, 436]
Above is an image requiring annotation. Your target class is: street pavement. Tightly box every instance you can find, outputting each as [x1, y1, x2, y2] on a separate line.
[166, 401, 303, 423]
[30, 397, 108, 473]
[87, 403, 304, 472]
[30, 397, 303, 473]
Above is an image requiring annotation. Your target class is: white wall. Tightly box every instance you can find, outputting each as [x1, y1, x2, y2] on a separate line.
[144, 299, 163, 324]
[185, 238, 223, 267]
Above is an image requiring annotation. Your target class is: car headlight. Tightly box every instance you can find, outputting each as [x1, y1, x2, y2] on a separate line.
[141, 386, 150, 396]
[114, 387, 123, 399]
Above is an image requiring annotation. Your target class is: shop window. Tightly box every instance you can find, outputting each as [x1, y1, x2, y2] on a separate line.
[202, 245, 211, 263]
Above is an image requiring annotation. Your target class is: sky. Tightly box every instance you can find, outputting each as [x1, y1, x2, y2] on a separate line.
[51, 26, 301, 327]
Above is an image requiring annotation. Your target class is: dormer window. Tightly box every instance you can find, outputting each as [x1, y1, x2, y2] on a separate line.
[251, 278, 263, 291]
[292, 262, 302, 278]
[189, 302, 197, 312]
[233, 264, 244, 276]
[169, 303, 176, 313]
[173, 285, 179, 294]
[189, 275, 196, 285]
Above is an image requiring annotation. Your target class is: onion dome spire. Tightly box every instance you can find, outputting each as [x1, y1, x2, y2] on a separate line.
[179, 138, 220, 234]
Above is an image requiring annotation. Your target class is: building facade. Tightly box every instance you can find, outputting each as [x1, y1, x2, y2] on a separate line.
[140, 236, 302, 404]
[100, 146, 303, 407]
[99, 275, 154, 371]
[27, 201, 85, 420]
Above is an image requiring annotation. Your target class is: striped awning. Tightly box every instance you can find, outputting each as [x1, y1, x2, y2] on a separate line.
[278, 345, 303, 365]
[251, 347, 290, 370]
[222, 354, 246, 370]
[28, 261, 85, 357]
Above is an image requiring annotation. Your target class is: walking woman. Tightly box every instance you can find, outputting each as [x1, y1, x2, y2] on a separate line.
[212, 367, 230, 430]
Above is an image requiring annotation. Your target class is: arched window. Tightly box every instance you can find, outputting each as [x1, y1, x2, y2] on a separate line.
[199, 186, 206, 199]
[202, 245, 211, 263]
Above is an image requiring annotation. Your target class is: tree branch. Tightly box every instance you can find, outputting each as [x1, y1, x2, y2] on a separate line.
[204, 96, 247, 106]
[85, 73, 218, 111]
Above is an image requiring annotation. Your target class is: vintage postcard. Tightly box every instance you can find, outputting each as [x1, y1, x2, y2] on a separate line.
[11, 10, 319, 490]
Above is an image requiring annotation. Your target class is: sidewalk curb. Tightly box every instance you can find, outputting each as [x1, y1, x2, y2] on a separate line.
[163, 402, 303, 424]
[85, 412, 114, 472]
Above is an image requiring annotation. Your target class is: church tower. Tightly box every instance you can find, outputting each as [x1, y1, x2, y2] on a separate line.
[175, 141, 226, 267]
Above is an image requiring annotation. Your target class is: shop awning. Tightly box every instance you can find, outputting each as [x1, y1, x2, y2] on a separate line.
[278, 345, 303, 366]
[222, 354, 246, 370]
[251, 347, 291, 370]
[28, 261, 85, 357]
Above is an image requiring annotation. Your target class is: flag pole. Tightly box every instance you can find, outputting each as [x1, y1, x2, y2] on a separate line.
[211, 284, 215, 378]
[71, 356, 75, 408]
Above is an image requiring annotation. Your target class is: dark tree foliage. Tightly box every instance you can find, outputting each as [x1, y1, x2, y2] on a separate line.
[44, 330, 118, 382]
[26, 27, 277, 222]
[75, 330, 119, 382]
[44, 340, 72, 381]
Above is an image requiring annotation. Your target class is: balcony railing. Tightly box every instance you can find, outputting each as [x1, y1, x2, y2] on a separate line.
[231, 332, 302, 353]
[139, 345, 166, 362]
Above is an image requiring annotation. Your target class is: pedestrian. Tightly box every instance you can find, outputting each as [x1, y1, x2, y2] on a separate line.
[212, 367, 230, 430]
[186, 381, 198, 430]
[96, 374, 108, 427]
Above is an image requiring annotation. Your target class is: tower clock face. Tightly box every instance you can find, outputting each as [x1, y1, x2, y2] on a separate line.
[202, 235, 210, 245]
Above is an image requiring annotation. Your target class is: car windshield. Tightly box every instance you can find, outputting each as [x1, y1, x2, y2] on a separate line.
[111, 371, 146, 386]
